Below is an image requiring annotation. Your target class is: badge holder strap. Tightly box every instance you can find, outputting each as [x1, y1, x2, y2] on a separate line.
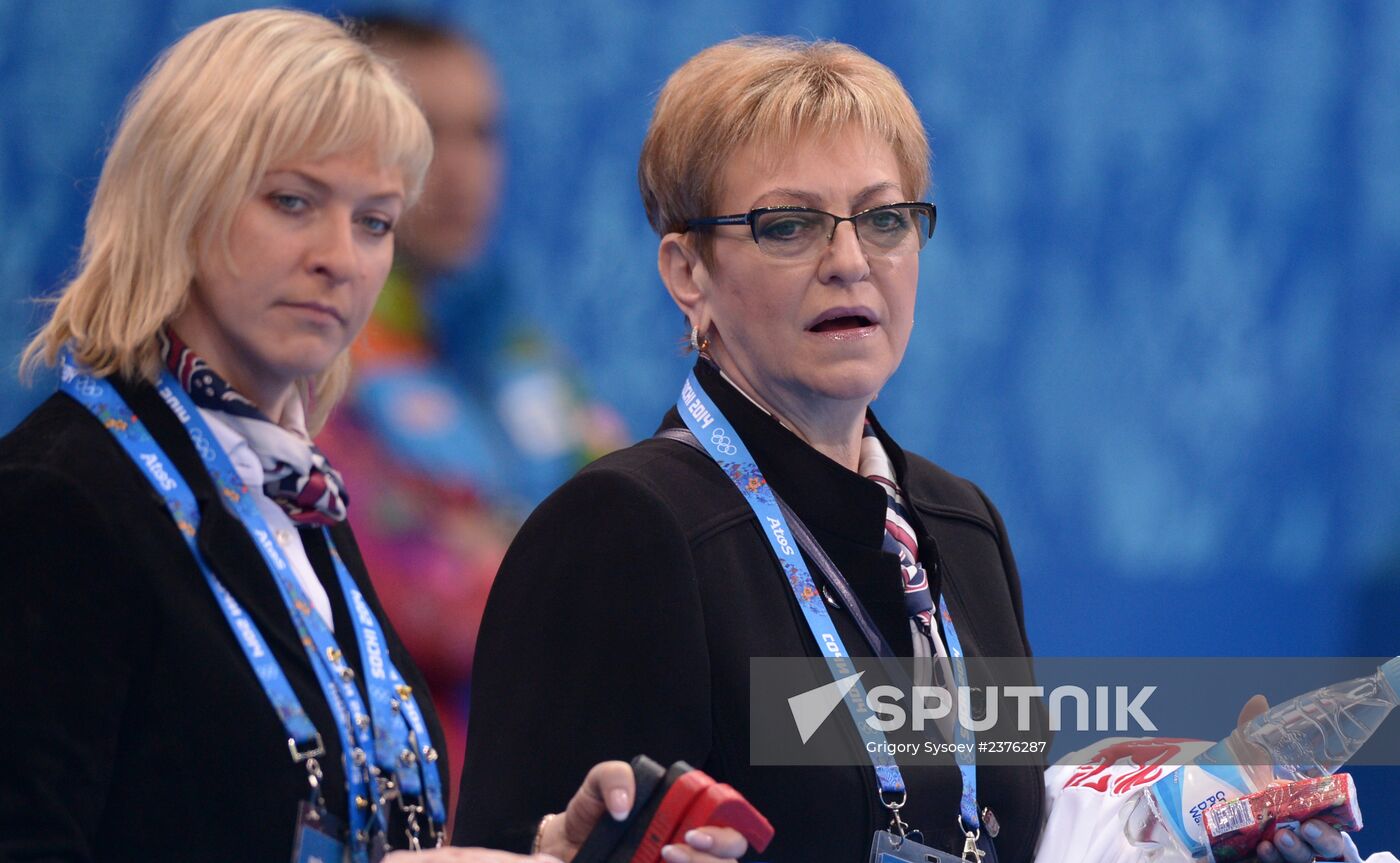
[329, 538, 446, 846]
[775, 495, 896, 659]
[151, 370, 386, 853]
[61, 359, 377, 861]
[59, 360, 327, 765]
[788, 479, 983, 852]
[675, 373, 910, 833]
[655, 427, 899, 665]
[172, 365, 447, 847]
[292, 602, 382, 853]
[783, 464, 982, 844]
[673, 373, 989, 854]
[390, 681, 446, 846]
[935, 595, 981, 844]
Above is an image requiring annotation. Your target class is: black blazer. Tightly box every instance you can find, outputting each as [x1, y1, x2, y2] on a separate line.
[0, 379, 448, 862]
[456, 360, 1044, 862]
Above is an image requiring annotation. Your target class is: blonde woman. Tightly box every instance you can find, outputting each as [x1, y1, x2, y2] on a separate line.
[0, 11, 746, 863]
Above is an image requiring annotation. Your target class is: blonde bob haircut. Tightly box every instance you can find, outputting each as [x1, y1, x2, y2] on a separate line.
[639, 36, 930, 265]
[23, 8, 432, 432]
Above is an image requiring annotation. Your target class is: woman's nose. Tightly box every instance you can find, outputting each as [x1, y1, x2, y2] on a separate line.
[309, 215, 357, 281]
[818, 219, 870, 285]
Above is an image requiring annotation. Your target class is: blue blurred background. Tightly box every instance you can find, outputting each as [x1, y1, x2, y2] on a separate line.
[3, 0, 1397, 851]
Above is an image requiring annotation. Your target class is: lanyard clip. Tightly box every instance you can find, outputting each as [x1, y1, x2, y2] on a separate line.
[879, 789, 910, 838]
[288, 733, 326, 763]
[376, 771, 400, 807]
[300, 755, 327, 811]
[959, 817, 986, 862]
[400, 800, 425, 851]
[289, 735, 328, 807]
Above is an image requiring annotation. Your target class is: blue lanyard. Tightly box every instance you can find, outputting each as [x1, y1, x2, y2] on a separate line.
[157, 372, 444, 836]
[934, 596, 980, 831]
[60, 360, 377, 858]
[788, 491, 981, 832]
[59, 358, 445, 852]
[334, 544, 447, 836]
[676, 372, 981, 830]
[166, 380, 447, 836]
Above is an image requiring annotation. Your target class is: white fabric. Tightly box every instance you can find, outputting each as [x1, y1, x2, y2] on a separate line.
[1034, 737, 1395, 863]
[1035, 737, 1209, 863]
[200, 407, 335, 631]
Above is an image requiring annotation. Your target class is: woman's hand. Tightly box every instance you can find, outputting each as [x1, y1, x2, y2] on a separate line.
[1256, 819, 1363, 863]
[1235, 696, 1363, 863]
[536, 761, 749, 863]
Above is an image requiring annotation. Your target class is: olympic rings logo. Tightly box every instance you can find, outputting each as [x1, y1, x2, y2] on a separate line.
[59, 362, 101, 397]
[188, 427, 218, 463]
[710, 428, 738, 456]
[74, 378, 102, 398]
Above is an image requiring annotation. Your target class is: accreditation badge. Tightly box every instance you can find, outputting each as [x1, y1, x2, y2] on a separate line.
[870, 828, 1003, 863]
[292, 800, 346, 863]
[869, 830, 968, 863]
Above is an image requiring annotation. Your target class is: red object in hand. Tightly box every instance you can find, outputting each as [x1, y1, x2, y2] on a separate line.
[630, 770, 713, 863]
[671, 782, 776, 855]
[1204, 773, 1362, 862]
[628, 769, 775, 863]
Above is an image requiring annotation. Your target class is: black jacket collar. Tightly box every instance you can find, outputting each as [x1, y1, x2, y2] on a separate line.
[112, 376, 365, 680]
[661, 359, 944, 656]
[680, 359, 888, 543]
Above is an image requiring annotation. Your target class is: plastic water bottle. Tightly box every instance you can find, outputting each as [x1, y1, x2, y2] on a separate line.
[1123, 656, 1400, 860]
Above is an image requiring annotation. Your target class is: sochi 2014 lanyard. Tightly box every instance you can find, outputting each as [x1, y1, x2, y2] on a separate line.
[675, 370, 982, 843]
[334, 545, 445, 848]
[153, 370, 446, 842]
[58, 357, 445, 855]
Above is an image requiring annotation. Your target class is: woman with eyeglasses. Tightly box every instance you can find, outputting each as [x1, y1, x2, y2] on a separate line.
[0, 11, 749, 863]
[455, 37, 1046, 862]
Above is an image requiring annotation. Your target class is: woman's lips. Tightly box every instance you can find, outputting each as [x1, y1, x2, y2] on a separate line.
[281, 301, 346, 325]
[809, 314, 874, 333]
[807, 306, 879, 336]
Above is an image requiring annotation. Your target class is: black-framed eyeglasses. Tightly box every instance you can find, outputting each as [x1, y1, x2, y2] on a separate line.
[684, 202, 936, 261]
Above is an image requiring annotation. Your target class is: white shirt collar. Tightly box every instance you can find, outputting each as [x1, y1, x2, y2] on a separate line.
[197, 393, 312, 489]
[199, 408, 263, 487]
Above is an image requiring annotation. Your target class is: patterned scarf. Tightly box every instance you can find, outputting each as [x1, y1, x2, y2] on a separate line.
[858, 423, 955, 691]
[161, 329, 350, 525]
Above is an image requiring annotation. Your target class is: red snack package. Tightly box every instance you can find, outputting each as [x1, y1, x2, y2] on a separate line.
[1204, 773, 1362, 862]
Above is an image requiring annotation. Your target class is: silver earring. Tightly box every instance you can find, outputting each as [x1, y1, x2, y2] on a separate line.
[688, 325, 710, 353]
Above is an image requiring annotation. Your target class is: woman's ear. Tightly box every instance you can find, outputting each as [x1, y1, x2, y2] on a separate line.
[658, 232, 710, 334]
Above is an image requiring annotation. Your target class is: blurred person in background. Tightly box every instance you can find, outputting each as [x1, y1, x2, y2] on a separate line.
[319, 14, 629, 798]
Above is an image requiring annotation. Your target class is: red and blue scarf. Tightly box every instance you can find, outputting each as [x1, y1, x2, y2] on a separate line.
[161, 329, 349, 525]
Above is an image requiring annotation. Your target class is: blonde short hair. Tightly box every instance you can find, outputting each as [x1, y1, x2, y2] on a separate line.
[639, 36, 930, 261]
[22, 8, 432, 432]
